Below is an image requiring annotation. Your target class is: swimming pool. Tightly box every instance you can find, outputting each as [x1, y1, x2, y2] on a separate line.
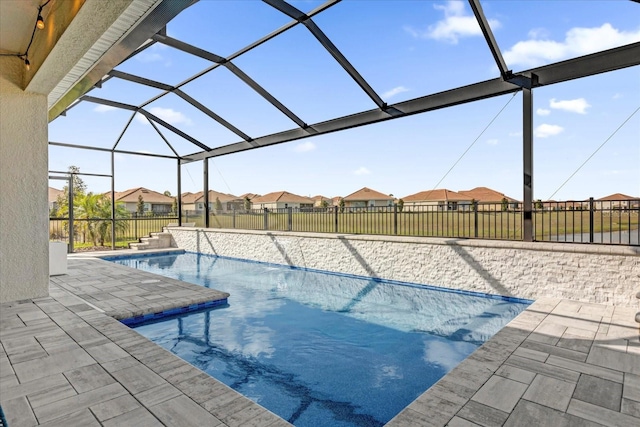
[113, 252, 530, 426]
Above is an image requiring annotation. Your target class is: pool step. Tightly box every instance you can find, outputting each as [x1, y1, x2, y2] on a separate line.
[129, 232, 174, 250]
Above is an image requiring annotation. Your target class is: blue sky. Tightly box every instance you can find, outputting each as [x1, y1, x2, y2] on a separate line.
[49, 0, 640, 201]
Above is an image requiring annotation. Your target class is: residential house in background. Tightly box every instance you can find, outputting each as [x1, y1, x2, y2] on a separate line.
[108, 187, 174, 214]
[181, 190, 244, 213]
[458, 187, 520, 211]
[342, 187, 394, 209]
[311, 195, 331, 208]
[402, 189, 472, 211]
[251, 191, 314, 210]
[240, 192, 260, 202]
[595, 193, 640, 210]
[48, 187, 63, 213]
[331, 196, 342, 207]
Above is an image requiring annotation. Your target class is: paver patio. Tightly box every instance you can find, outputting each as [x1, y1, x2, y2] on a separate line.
[1, 253, 638, 426]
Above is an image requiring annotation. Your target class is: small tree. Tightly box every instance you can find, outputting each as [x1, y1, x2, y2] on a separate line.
[163, 190, 171, 196]
[470, 199, 477, 212]
[215, 197, 222, 212]
[339, 198, 345, 213]
[397, 198, 404, 212]
[137, 195, 145, 216]
[321, 199, 329, 209]
[535, 199, 543, 210]
[55, 165, 88, 217]
[244, 197, 252, 211]
[171, 197, 178, 215]
[501, 197, 509, 212]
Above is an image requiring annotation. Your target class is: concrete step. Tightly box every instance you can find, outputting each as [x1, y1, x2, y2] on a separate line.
[150, 232, 172, 238]
[139, 237, 161, 249]
[130, 232, 174, 250]
[129, 242, 150, 250]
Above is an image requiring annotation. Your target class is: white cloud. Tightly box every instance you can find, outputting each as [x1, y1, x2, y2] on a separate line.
[293, 141, 316, 153]
[508, 131, 522, 138]
[382, 86, 409, 99]
[535, 124, 564, 138]
[550, 98, 591, 114]
[536, 108, 551, 116]
[487, 139, 499, 145]
[405, 1, 501, 44]
[137, 107, 192, 126]
[504, 23, 640, 68]
[135, 113, 149, 125]
[612, 93, 623, 100]
[527, 28, 550, 39]
[353, 167, 371, 176]
[94, 105, 117, 113]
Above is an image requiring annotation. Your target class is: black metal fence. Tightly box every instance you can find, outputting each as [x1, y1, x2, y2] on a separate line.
[50, 199, 639, 249]
[49, 212, 178, 251]
[184, 198, 638, 246]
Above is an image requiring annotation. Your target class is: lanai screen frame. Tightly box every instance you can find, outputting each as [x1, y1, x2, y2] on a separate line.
[48, 0, 640, 246]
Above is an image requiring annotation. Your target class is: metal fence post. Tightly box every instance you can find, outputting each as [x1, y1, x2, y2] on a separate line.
[393, 203, 398, 235]
[287, 207, 292, 231]
[263, 208, 269, 230]
[474, 207, 478, 238]
[589, 197, 594, 243]
[334, 206, 338, 233]
[232, 208, 236, 229]
[134, 212, 138, 240]
[68, 175, 74, 253]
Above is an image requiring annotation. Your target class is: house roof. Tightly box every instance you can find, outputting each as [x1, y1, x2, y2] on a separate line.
[110, 187, 174, 204]
[343, 187, 394, 201]
[181, 190, 241, 203]
[239, 193, 260, 200]
[180, 192, 198, 204]
[597, 193, 638, 201]
[251, 191, 314, 204]
[311, 195, 330, 202]
[458, 187, 519, 203]
[402, 189, 472, 202]
[48, 187, 63, 203]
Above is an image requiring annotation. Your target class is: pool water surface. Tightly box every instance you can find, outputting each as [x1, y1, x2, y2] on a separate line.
[113, 253, 530, 427]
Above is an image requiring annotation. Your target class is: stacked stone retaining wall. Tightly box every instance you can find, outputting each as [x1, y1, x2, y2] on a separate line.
[168, 228, 640, 307]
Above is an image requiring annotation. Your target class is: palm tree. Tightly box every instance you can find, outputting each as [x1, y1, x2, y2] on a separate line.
[75, 193, 128, 246]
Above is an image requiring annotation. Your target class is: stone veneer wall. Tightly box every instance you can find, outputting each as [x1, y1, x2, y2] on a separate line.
[168, 228, 640, 308]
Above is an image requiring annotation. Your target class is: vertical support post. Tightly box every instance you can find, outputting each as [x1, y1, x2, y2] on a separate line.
[203, 159, 210, 228]
[287, 207, 292, 231]
[334, 205, 338, 233]
[393, 203, 398, 235]
[177, 159, 182, 225]
[523, 87, 534, 242]
[589, 197, 594, 243]
[474, 204, 479, 238]
[111, 152, 116, 250]
[232, 208, 236, 229]
[263, 208, 268, 230]
[68, 174, 74, 253]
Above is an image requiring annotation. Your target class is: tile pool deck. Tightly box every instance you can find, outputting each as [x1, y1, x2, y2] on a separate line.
[1, 253, 639, 426]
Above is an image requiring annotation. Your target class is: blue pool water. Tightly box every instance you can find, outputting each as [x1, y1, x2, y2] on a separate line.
[113, 253, 530, 426]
